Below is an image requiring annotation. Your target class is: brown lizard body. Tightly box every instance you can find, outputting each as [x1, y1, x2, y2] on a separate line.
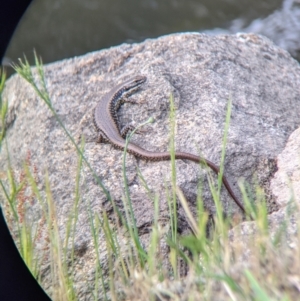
[94, 75, 245, 213]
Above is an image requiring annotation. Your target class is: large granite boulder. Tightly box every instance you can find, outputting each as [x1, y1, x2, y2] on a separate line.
[1, 32, 300, 299]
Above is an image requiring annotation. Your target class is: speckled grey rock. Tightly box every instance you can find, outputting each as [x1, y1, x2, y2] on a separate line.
[270, 127, 300, 208]
[1, 32, 300, 299]
[229, 126, 300, 270]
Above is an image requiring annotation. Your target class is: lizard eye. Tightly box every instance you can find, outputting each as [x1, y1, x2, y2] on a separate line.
[135, 76, 147, 85]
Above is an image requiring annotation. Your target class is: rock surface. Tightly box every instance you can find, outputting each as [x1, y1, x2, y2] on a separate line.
[1, 32, 300, 298]
[271, 127, 300, 208]
[230, 127, 300, 259]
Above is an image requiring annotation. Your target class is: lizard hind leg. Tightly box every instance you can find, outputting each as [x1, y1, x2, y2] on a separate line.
[120, 124, 138, 138]
[97, 132, 110, 143]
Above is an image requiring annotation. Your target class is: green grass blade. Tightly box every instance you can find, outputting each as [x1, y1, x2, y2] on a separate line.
[244, 269, 272, 301]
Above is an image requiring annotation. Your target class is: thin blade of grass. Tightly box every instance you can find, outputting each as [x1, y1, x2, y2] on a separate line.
[13, 55, 111, 203]
[122, 117, 154, 267]
[244, 269, 273, 301]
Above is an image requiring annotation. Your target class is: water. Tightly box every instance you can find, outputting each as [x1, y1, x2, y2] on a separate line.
[3, 0, 289, 70]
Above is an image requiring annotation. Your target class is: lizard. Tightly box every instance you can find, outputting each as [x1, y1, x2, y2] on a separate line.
[93, 75, 245, 213]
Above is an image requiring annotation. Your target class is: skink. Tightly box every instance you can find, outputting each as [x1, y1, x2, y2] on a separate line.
[94, 75, 245, 213]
